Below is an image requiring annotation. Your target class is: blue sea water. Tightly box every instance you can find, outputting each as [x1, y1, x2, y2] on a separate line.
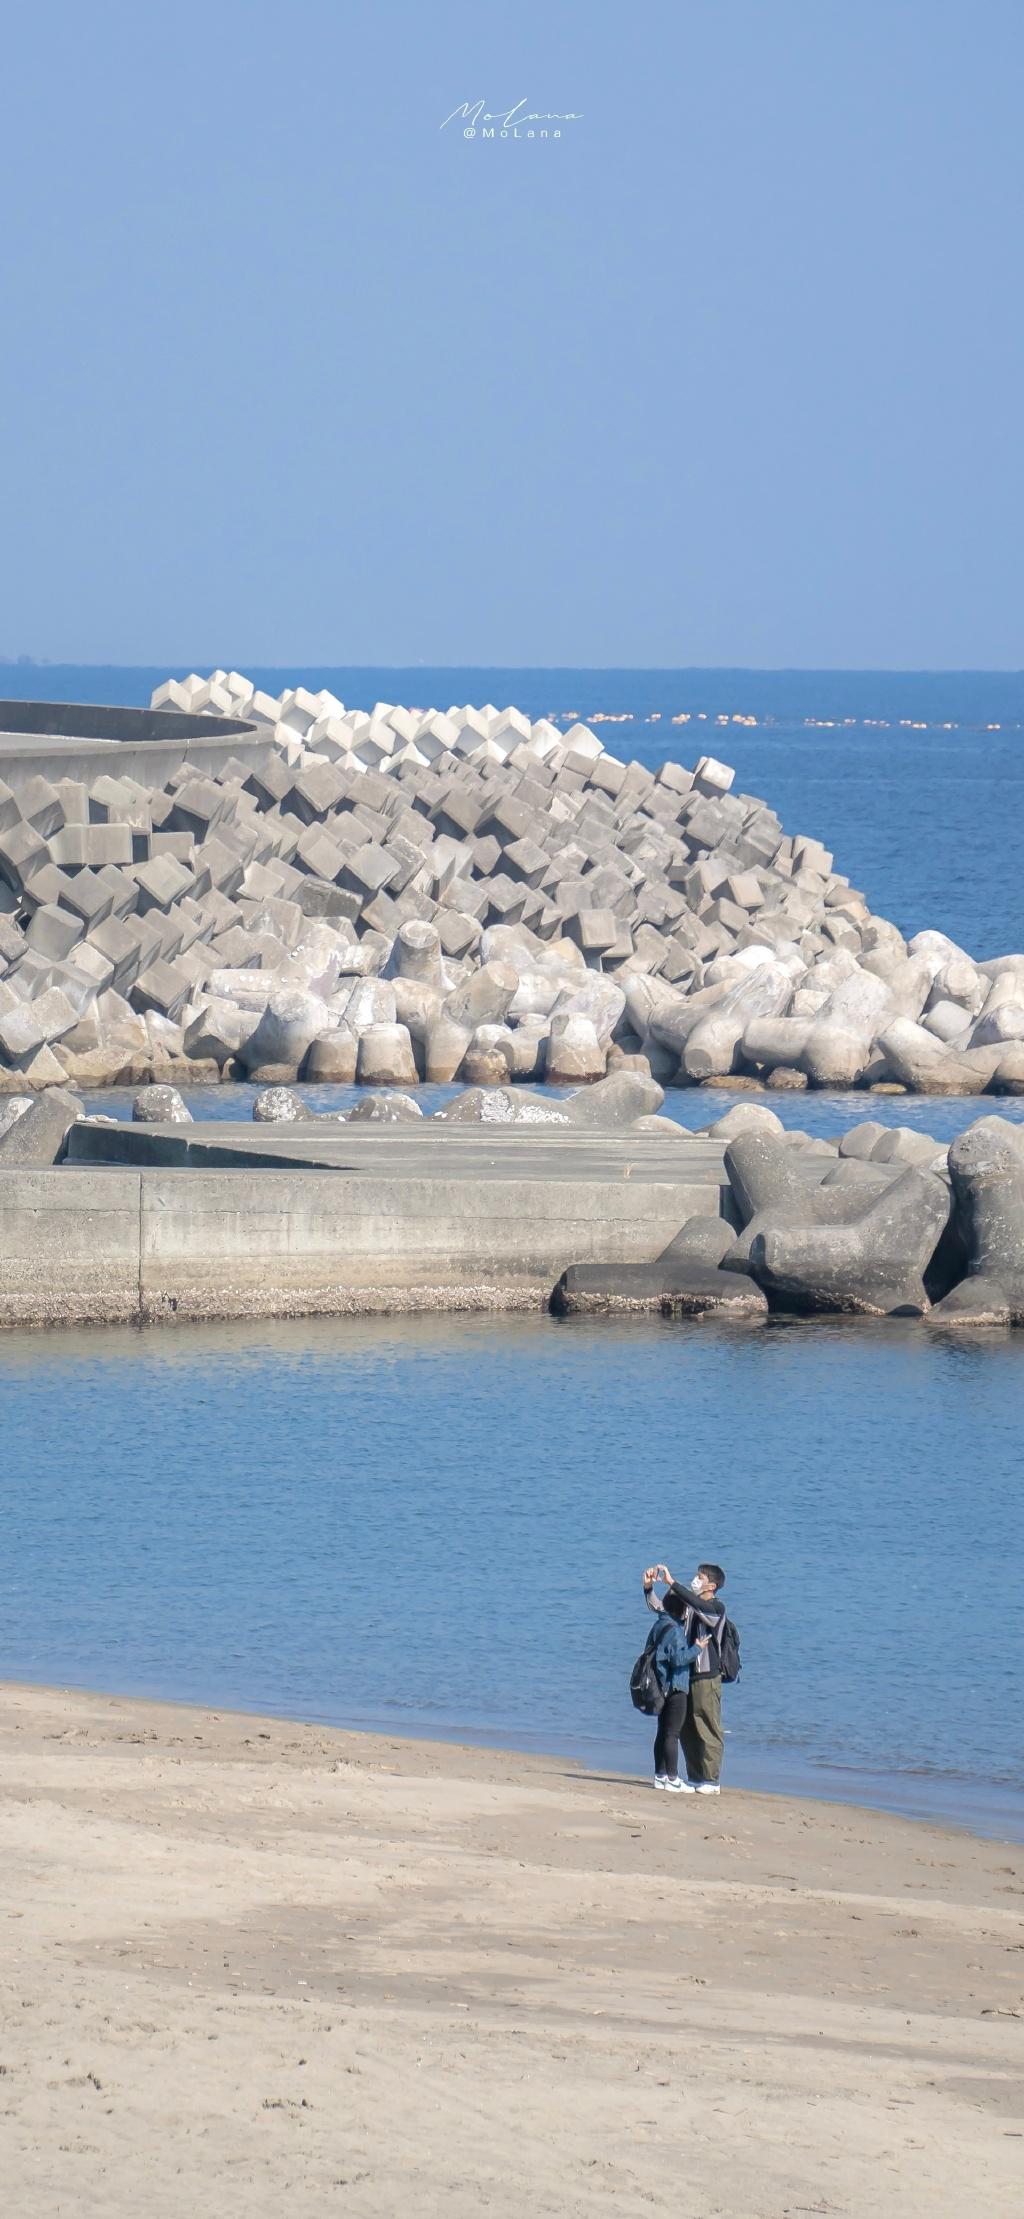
[80, 1079, 1024, 1143]
[1, 1311, 1021, 1838]
[3, 665, 1023, 1832]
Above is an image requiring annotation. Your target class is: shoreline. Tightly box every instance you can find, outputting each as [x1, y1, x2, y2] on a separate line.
[3, 1670, 1023, 1845]
[1, 1677, 1021, 2216]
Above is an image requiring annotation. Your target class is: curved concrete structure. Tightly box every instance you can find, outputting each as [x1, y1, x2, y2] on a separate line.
[0, 700, 256, 747]
[0, 697, 269, 799]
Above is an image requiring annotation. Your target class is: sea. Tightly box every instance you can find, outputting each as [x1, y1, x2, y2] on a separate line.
[2, 663, 1023, 1836]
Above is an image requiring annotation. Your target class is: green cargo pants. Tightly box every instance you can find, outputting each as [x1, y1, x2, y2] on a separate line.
[682, 1674, 724, 1784]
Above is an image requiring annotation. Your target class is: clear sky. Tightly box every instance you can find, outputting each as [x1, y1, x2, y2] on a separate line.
[2, 1, 1021, 667]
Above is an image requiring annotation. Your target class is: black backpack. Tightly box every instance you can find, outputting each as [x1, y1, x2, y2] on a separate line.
[717, 1616, 741, 1685]
[629, 1626, 666, 1715]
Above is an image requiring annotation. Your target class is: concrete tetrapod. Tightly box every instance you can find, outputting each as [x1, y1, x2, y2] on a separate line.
[747, 1165, 954, 1317]
[561, 1071, 665, 1127]
[929, 1119, 1024, 1327]
[551, 1167, 759, 1317]
[718, 1133, 836, 1271]
[433, 1086, 570, 1125]
[133, 1085, 192, 1124]
[550, 1261, 767, 1319]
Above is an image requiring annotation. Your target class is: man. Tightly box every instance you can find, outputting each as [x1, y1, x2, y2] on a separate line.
[643, 1560, 728, 1794]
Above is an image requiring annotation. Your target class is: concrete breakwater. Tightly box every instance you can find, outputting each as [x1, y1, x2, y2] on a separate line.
[0, 1116, 729, 1327]
[2, 1078, 1023, 1327]
[0, 673, 1022, 1106]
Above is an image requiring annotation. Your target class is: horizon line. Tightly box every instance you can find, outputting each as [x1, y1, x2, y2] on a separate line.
[3, 660, 1024, 678]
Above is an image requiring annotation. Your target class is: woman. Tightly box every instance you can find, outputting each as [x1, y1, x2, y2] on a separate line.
[651, 1616, 709, 1793]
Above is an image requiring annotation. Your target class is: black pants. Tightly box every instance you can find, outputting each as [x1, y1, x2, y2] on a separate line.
[653, 1690, 688, 1778]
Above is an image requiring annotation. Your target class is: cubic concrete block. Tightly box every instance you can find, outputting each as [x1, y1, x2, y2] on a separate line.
[0, 1003, 46, 1066]
[286, 761, 350, 824]
[132, 856, 195, 915]
[151, 678, 192, 712]
[168, 777, 231, 841]
[340, 843, 400, 900]
[245, 756, 293, 809]
[48, 823, 134, 869]
[135, 825, 179, 865]
[565, 908, 620, 955]
[0, 1086, 81, 1163]
[25, 904, 84, 961]
[293, 826, 348, 883]
[129, 960, 193, 1020]
[0, 1095, 33, 1138]
[430, 786, 483, 841]
[483, 877, 528, 926]
[0, 819, 49, 891]
[0, 915, 27, 964]
[87, 774, 139, 825]
[87, 915, 145, 994]
[59, 869, 116, 929]
[436, 911, 482, 960]
[16, 774, 65, 838]
[52, 779, 89, 828]
[502, 837, 550, 888]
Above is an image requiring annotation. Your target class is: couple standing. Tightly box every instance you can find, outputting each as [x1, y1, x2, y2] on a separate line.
[642, 1561, 728, 1795]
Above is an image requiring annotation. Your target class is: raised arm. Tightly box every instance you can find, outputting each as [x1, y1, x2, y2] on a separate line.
[665, 1578, 725, 1628]
[642, 1564, 670, 1614]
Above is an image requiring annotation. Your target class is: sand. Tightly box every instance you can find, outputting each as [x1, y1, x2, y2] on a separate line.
[0, 1683, 1021, 2217]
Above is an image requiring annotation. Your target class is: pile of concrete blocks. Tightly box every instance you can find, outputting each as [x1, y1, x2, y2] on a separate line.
[551, 1106, 1024, 1327]
[1, 668, 1022, 1099]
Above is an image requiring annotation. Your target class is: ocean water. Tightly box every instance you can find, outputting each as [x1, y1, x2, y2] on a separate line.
[81, 1078, 1024, 1143]
[1, 1311, 1021, 1838]
[4, 663, 1024, 957]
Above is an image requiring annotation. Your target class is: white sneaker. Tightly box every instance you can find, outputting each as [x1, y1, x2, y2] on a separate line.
[694, 1782, 721, 1795]
[664, 1778, 695, 1794]
[653, 1774, 670, 1789]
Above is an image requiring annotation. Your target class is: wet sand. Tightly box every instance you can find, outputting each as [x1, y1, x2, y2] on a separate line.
[1, 1681, 1021, 2216]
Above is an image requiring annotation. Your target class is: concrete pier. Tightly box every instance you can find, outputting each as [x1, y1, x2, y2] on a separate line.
[0, 1126, 728, 1325]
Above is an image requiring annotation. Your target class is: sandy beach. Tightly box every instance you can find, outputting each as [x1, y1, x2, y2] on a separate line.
[0, 1683, 1021, 2217]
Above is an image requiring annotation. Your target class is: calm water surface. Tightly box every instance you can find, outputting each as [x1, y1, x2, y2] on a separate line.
[3, 1313, 1022, 1837]
[83, 1079, 1024, 1143]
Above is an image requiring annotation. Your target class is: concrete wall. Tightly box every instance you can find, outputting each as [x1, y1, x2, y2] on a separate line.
[0, 697, 274, 794]
[0, 1161, 725, 1326]
[0, 732, 278, 794]
[0, 1170, 142, 1325]
[0, 700, 256, 746]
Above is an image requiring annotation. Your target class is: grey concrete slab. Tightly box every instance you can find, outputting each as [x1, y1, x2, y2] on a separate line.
[67, 1117, 728, 1185]
[5, 1126, 729, 1325]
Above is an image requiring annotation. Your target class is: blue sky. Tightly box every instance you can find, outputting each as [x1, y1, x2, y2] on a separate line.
[2, 1, 1021, 666]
